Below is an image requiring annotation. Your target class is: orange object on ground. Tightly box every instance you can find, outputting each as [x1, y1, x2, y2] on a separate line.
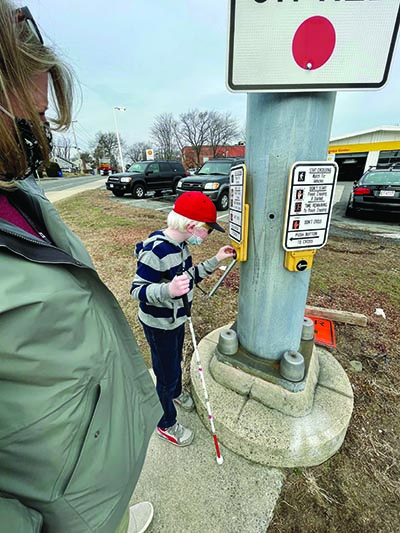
[305, 316, 336, 348]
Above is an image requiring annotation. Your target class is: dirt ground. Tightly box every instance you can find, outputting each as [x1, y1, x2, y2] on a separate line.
[269, 234, 400, 533]
[57, 190, 400, 533]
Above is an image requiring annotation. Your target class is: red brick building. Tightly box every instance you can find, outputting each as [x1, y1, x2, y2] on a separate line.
[182, 145, 245, 169]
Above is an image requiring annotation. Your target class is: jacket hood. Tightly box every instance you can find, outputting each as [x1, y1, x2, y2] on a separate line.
[134, 230, 186, 260]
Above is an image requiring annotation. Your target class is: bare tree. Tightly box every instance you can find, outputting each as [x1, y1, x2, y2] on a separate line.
[238, 127, 246, 146]
[208, 111, 240, 158]
[53, 134, 72, 161]
[125, 142, 149, 165]
[175, 109, 211, 167]
[79, 151, 94, 171]
[172, 123, 186, 164]
[150, 113, 178, 160]
[91, 131, 125, 170]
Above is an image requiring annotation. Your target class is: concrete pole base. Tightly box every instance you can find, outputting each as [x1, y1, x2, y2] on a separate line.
[190, 326, 354, 467]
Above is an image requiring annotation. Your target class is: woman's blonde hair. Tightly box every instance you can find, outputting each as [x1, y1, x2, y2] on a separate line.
[0, 0, 74, 188]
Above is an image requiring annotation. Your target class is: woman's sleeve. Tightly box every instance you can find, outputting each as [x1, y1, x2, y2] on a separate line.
[0, 497, 43, 532]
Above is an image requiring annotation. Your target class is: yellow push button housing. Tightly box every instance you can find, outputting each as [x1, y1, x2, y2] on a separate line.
[284, 250, 316, 272]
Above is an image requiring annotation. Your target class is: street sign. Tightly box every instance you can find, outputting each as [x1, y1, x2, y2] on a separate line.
[227, 0, 400, 92]
[283, 162, 338, 251]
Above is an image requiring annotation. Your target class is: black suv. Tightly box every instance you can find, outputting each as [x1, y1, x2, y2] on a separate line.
[176, 157, 245, 210]
[105, 160, 188, 198]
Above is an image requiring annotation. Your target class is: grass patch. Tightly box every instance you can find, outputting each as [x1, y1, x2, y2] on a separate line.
[57, 189, 400, 533]
[58, 195, 139, 229]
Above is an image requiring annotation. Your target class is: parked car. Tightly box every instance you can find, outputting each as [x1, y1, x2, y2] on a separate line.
[345, 165, 400, 218]
[176, 157, 245, 211]
[105, 160, 188, 198]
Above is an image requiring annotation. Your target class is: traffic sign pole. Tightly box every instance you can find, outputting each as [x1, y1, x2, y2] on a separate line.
[237, 91, 336, 361]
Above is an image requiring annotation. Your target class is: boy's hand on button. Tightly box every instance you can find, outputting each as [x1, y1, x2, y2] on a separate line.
[216, 246, 236, 262]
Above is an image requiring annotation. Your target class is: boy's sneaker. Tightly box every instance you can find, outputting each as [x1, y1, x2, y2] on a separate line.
[128, 501, 154, 533]
[157, 422, 194, 447]
[173, 391, 194, 412]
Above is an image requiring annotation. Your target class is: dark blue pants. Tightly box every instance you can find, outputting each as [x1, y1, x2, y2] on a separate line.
[141, 322, 185, 429]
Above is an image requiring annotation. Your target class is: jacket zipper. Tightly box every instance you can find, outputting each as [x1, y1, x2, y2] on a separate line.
[0, 226, 86, 267]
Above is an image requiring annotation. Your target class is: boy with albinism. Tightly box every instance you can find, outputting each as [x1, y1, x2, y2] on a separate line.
[131, 191, 235, 446]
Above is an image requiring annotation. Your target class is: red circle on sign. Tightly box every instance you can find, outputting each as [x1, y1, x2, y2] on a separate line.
[292, 16, 336, 70]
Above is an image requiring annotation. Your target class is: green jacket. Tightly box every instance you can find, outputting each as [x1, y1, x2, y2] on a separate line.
[0, 177, 161, 532]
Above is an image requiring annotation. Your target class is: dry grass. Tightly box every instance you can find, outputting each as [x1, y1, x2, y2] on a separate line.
[57, 189, 400, 533]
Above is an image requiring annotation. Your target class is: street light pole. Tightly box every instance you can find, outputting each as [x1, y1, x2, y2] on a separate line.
[113, 106, 126, 171]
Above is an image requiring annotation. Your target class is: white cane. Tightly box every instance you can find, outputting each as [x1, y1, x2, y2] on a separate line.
[182, 291, 224, 465]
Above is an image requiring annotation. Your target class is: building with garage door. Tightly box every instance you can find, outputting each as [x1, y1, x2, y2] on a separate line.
[328, 127, 400, 181]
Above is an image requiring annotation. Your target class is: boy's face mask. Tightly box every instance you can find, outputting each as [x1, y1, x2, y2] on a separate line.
[187, 224, 210, 246]
[187, 235, 204, 246]
[0, 104, 53, 180]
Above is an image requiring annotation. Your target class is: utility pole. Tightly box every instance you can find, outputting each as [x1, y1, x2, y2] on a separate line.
[237, 92, 336, 361]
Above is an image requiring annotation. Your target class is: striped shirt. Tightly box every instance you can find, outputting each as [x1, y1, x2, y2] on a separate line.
[131, 230, 218, 330]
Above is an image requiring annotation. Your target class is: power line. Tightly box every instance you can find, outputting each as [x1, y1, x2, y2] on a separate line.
[74, 121, 95, 145]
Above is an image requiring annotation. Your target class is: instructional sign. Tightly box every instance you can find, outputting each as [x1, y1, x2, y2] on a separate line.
[283, 162, 338, 251]
[227, 0, 400, 92]
[228, 163, 249, 262]
[229, 164, 245, 243]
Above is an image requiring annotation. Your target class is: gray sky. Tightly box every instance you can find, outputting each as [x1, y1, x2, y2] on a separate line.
[31, 0, 400, 152]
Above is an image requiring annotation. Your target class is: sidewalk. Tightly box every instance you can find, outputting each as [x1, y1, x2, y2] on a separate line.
[132, 400, 284, 533]
[44, 178, 105, 203]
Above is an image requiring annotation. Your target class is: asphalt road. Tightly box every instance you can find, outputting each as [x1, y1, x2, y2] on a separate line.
[330, 182, 400, 242]
[40, 175, 104, 192]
